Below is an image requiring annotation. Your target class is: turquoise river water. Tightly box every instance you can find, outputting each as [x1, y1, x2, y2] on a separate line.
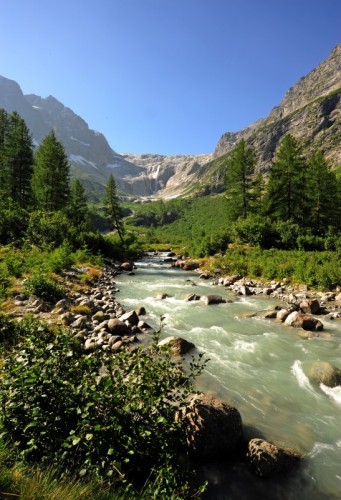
[115, 256, 341, 499]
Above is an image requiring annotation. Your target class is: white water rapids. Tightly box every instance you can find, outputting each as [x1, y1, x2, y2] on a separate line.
[115, 255, 341, 499]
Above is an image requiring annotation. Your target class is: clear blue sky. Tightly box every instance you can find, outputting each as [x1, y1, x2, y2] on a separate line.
[0, 0, 340, 155]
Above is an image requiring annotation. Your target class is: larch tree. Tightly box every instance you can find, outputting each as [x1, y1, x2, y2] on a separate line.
[307, 151, 339, 233]
[225, 139, 257, 220]
[105, 174, 124, 244]
[1, 112, 34, 207]
[68, 179, 89, 229]
[265, 134, 308, 224]
[0, 109, 9, 199]
[32, 130, 70, 211]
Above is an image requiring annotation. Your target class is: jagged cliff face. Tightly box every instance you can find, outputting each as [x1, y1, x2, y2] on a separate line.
[122, 153, 212, 198]
[215, 44, 341, 170]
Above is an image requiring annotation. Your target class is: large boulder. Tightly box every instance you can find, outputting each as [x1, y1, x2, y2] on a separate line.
[120, 262, 134, 271]
[158, 335, 195, 355]
[299, 298, 320, 315]
[308, 361, 341, 388]
[223, 275, 243, 286]
[276, 309, 290, 322]
[246, 438, 301, 477]
[182, 394, 243, 461]
[107, 318, 131, 336]
[119, 310, 139, 326]
[200, 294, 226, 305]
[183, 293, 201, 302]
[182, 261, 200, 271]
[284, 311, 323, 331]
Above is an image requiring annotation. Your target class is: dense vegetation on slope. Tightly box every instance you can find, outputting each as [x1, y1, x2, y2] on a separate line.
[124, 137, 341, 288]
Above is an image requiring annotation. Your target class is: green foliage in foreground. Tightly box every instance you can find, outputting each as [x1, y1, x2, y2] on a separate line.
[0, 317, 206, 497]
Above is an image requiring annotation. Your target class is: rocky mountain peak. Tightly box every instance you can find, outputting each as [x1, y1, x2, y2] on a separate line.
[215, 43, 341, 169]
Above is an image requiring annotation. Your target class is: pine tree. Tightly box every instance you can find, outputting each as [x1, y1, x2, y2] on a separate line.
[105, 174, 124, 243]
[225, 139, 257, 220]
[307, 151, 339, 233]
[32, 130, 70, 211]
[265, 134, 307, 224]
[68, 179, 89, 229]
[0, 109, 9, 199]
[250, 172, 265, 215]
[2, 112, 34, 207]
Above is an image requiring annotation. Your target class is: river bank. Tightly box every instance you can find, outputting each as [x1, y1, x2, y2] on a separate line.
[3, 254, 341, 498]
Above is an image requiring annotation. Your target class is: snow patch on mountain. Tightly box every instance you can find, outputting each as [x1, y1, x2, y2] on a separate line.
[70, 136, 90, 146]
[69, 154, 98, 170]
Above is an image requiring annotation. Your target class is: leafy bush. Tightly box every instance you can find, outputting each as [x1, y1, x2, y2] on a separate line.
[198, 233, 230, 257]
[23, 273, 63, 302]
[273, 220, 301, 249]
[232, 215, 275, 248]
[25, 211, 71, 249]
[0, 203, 29, 245]
[46, 244, 74, 273]
[0, 323, 206, 495]
[0, 313, 19, 348]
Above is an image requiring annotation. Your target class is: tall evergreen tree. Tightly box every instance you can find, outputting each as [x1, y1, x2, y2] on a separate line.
[225, 139, 257, 220]
[2, 112, 34, 207]
[105, 174, 124, 243]
[67, 179, 89, 229]
[265, 134, 307, 224]
[250, 172, 265, 215]
[0, 109, 9, 199]
[32, 130, 70, 211]
[307, 151, 339, 233]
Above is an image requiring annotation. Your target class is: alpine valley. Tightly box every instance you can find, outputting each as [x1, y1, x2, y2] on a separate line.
[0, 43, 340, 200]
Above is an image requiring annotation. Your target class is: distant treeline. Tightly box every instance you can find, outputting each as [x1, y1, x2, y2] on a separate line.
[125, 136, 341, 256]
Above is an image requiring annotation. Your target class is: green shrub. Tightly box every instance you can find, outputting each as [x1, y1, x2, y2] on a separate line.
[232, 215, 275, 248]
[23, 273, 63, 302]
[46, 244, 74, 273]
[0, 314, 19, 348]
[25, 211, 70, 249]
[0, 323, 206, 495]
[0, 203, 29, 245]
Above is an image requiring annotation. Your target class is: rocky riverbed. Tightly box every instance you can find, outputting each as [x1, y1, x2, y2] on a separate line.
[4, 254, 341, 491]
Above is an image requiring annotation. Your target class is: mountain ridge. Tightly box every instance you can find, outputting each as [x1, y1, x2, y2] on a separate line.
[0, 42, 340, 198]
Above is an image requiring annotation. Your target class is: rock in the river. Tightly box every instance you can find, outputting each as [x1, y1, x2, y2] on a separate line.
[246, 438, 301, 477]
[138, 320, 152, 330]
[299, 298, 320, 314]
[182, 394, 243, 461]
[120, 262, 134, 271]
[119, 310, 139, 326]
[284, 311, 323, 331]
[135, 306, 146, 316]
[157, 292, 171, 300]
[183, 293, 201, 302]
[308, 361, 341, 387]
[200, 294, 226, 305]
[276, 309, 290, 322]
[158, 335, 195, 355]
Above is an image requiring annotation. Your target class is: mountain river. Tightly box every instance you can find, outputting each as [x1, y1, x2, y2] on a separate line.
[115, 255, 341, 499]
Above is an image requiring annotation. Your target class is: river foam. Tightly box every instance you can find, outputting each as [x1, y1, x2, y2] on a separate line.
[320, 383, 341, 405]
